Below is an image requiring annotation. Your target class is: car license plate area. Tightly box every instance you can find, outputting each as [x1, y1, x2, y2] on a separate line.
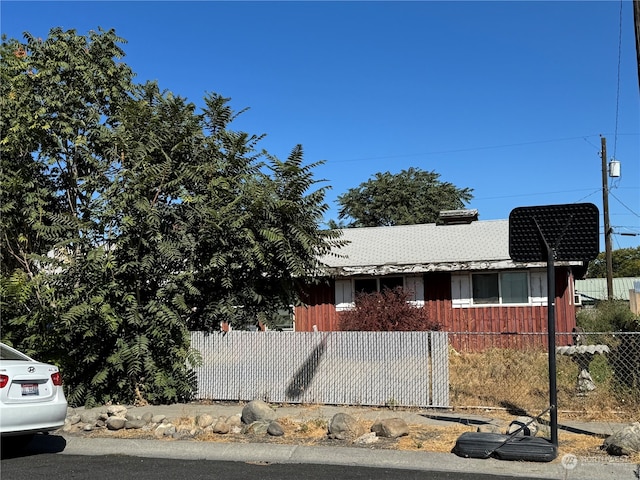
[21, 383, 39, 396]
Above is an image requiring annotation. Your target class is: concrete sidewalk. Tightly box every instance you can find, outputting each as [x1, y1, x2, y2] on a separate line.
[26, 432, 637, 480]
[57, 402, 639, 479]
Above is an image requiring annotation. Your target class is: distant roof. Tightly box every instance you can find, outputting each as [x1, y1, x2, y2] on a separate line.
[320, 219, 581, 276]
[575, 277, 640, 302]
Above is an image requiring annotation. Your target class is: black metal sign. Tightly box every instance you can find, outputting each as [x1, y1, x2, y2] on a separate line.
[508, 202, 599, 448]
[509, 203, 599, 263]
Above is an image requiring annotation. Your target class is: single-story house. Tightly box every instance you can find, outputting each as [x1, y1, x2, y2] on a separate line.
[294, 211, 586, 349]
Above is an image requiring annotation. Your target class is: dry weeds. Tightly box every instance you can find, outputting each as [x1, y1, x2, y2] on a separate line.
[79, 411, 639, 465]
[449, 347, 640, 419]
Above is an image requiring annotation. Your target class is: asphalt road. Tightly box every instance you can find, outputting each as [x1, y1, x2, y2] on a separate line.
[1, 453, 558, 480]
[2, 431, 637, 480]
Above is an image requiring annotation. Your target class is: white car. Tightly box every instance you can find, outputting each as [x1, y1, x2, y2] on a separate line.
[0, 342, 67, 443]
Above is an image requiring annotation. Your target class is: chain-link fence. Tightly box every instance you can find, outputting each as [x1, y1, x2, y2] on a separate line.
[448, 332, 640, 418]
[189, 330, 638, 418]
[191, 331, 450, 407]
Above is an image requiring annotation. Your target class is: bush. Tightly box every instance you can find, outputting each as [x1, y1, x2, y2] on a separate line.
[576, 300, 639, 397]
[576, 300, 639, 332]
[338, 287, 440, 331]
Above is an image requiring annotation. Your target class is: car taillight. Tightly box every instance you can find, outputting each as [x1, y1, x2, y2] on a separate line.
[51, 372, 62, 386]
[0, 374, 8, 388]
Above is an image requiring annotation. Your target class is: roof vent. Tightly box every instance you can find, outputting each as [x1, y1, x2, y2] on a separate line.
[437, 209, 478, 225]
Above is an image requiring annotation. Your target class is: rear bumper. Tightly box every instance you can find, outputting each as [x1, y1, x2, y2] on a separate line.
[0, 399, 67, 436]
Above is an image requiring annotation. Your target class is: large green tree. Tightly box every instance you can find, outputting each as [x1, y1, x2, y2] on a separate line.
[586, 246, 640, 278]
[336, 167, 473, 227]
[1, 28, 341, 406]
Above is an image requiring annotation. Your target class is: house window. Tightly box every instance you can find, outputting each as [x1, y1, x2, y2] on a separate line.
[354, 277, 403, 294]
[471, 272, 529, 305]
[336, 276, 424, 311]
[472, 274, 499, 304]
[380, 276, 404, 291]
[500, 272, 529, 304]
[354, 278, 378, 294]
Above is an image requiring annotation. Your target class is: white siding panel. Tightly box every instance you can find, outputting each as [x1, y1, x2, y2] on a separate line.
[530, 271, 548, 306]
[451, 273, 471, 308]
[335, 279, 354, 311]
[405, 275, 425, 307]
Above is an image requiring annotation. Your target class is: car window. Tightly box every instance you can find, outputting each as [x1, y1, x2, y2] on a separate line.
[0, 344, 30, 361]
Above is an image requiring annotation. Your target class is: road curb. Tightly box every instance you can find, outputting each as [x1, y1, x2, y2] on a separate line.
[48, 434, 638, 480]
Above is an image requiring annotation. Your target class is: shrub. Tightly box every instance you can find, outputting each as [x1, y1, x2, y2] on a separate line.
[576, 300, 639, 397]
[338, 287, 440, 331]
[577, 300, 639, 332]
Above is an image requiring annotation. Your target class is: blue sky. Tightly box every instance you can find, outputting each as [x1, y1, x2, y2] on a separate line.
[2, 1, 639, 250]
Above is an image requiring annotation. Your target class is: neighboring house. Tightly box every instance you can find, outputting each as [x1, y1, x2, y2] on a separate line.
[294, 211, 586, 349]
[575, 277, 640, 306]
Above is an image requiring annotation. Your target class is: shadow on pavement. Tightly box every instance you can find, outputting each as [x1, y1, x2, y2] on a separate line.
[1, 433, 67, 459]
[419, 413, 496, 427]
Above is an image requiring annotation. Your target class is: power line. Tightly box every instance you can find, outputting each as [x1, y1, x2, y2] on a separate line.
[613, 0, 624, 157]
[609, 191, 640, 218]
[323, 133, 637, 164]
[475, 188, 600, 201]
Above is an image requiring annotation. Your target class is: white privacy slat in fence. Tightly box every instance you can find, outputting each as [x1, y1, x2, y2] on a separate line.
[191, 331, 449, 408]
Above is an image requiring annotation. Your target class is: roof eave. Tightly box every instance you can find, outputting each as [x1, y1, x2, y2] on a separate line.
[318, 259, 583, 277]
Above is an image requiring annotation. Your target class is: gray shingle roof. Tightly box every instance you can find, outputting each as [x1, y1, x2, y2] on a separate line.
[320, 219, 581, 276]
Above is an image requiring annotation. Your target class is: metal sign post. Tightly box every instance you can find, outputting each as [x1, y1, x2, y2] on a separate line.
[509, 203, 599, 448]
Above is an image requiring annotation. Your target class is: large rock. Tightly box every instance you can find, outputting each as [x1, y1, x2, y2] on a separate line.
[151, 414, 166, 424]
[226, 414, 242, 428]
[213, 418, 230, 434]
[80, 410, 100, 425]
[124, 419, 147, 429]
[67, 414, 81, 425]
[154, 423, 176, 438]
[267, 421, 285, 436]
[328, 413, 366, 440]
[197, 414, 214, 428]
[371, 418, 409, 438]
[242, 420, 270, 436]
[106, 416, 126, 430]
[241, 400, 276, 424]
[106, 405, 127, 418]
[603, 422, 640, 456]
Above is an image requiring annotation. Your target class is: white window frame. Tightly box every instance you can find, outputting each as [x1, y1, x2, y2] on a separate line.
[451, 269, 547, 308]
[335, 275, 425, 311]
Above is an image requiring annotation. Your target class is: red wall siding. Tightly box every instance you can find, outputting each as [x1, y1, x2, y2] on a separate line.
[295, 269, 577, 351]
[294, 281, 338, 331]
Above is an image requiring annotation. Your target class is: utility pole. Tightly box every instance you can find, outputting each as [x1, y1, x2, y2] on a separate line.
[601, 137, 614, 300]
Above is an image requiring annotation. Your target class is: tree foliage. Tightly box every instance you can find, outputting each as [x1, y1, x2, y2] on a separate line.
[338, 288, 441, 331]
[336, 167, 473, 227]
[586, 246, 640, 278]
[0, 28, 341, 406]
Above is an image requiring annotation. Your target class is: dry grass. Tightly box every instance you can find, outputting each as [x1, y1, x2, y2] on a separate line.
[449, 346, 640, 419]
[446, 348, 639, 463]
